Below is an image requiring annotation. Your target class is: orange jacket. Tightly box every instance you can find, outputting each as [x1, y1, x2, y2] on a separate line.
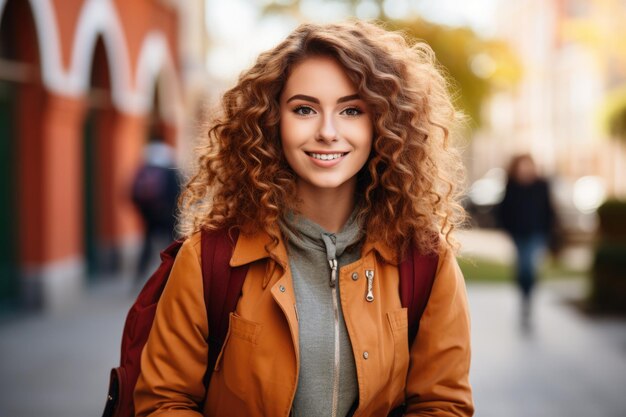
[134, 231, 474, 416]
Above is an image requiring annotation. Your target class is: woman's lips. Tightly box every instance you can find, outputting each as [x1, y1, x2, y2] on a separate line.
[305, 151, 349, 167]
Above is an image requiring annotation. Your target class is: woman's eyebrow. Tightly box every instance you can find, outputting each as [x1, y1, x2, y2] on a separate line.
[286, 93, 361, 104]
[337, 94, 360, 103]
[286, 94, 319, 104]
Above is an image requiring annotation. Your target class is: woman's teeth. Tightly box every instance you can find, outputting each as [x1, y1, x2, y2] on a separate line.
[309, 153, 345, 161]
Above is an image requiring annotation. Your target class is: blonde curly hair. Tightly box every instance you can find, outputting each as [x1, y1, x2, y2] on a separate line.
[178, 20, 466, 256]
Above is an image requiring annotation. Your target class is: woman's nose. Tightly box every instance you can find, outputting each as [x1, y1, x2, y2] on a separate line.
[316, 114, 338, 142]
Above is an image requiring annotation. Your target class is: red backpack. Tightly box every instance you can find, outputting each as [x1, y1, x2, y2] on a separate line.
[101, 229, 438, 417]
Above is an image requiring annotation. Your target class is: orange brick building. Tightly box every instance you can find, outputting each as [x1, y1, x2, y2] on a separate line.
[0, 0, 202, 311]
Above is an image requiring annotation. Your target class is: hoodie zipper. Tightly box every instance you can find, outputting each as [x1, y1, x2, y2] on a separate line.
[328, 258, 340, 417]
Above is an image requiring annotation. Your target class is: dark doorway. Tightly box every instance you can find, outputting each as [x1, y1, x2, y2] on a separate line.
[83, 36, 118, 278]
[0, 0, 41, 311]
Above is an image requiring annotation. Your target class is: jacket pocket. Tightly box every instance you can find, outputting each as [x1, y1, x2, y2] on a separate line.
[386, 308, 410, 393]
[214, 313, 262, 401]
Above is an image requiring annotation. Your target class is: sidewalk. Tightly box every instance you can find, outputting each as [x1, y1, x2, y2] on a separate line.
[0, 233, 625, 417]
[0, 278, 131, 417]
[469, 279, 626, 417]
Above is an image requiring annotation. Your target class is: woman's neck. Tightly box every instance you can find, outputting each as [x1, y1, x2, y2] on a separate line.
[295, 181, 356, 233]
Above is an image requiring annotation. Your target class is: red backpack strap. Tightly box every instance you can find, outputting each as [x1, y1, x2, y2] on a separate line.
[200, 228, 249, 387]
[102, 239, 185, 417]
[398, 244, 439, 347]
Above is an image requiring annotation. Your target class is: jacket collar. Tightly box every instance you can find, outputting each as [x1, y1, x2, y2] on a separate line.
[362, 238, 398, 265]
[230, 227, 288, 268]
[230, 227, 398, 267]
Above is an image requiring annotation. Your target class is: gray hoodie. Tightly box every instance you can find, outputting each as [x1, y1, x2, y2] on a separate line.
[280, 211, 363, 417]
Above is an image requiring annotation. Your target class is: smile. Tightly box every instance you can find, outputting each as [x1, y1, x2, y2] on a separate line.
[306, 152, 348, 161]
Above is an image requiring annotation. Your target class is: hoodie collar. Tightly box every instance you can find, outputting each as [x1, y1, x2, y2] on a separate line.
[279, 211, 363, 260]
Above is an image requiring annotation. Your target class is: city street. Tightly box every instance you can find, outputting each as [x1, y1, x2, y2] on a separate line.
[1, 235, 625, 417]
[2, 1, 626, 416]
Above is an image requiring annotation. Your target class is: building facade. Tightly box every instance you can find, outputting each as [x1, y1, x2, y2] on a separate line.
[0, 0, 206, 311]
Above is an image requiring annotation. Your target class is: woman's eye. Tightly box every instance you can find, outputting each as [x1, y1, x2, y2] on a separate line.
[341, 107, 363, 116]
[294, 106, 316, 116]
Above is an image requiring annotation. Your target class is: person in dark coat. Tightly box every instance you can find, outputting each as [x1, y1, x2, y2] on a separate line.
[497, 154, 556, 329]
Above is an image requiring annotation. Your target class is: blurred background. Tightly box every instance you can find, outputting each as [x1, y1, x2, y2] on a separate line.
[0, 0, 625, 416]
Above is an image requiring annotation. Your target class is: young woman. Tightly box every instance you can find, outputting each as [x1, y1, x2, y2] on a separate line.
[134, 21, 473, 417]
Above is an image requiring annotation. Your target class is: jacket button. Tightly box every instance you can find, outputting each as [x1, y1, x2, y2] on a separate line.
[279, 285, 286, 292]
[351, 272, 358, 281]
[363, 351, 369, 359]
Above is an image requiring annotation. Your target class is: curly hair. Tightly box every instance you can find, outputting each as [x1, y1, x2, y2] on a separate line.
[178, 20, 466, 257]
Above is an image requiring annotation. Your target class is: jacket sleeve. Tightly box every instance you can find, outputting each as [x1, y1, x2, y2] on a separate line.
[404, 246, 474, 416]
[134, 235, 208, 417]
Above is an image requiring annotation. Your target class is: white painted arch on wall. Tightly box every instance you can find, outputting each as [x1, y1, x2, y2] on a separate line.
[0, 0, 64, 89]
[135, 31, 184, 126]
[0, 0, 181, 117]
[67, 0, 135, 111]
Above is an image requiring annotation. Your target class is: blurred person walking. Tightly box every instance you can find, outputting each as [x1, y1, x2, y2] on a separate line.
[131, 140, 180, 286]
[497, 154, 556, 329]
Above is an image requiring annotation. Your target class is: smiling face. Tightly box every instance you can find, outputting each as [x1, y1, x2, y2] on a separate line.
[279, 55, 373, 200]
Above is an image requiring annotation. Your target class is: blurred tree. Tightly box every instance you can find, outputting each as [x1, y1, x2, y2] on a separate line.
[609, 105, 626, 141]
[262, 0, 521, 128]
[601, 86, 626, 141]
[384, 19, 520, 128]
